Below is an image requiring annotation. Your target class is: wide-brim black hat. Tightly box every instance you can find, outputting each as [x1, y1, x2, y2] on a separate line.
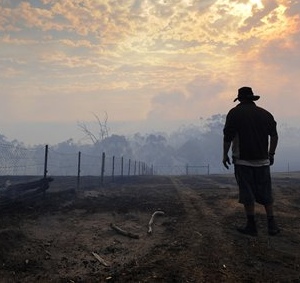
[234, 87, 260, 102]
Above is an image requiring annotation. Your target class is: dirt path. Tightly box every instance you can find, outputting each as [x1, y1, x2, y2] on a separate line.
[170, 176, 241, 282]
[169, 175, 300, 282]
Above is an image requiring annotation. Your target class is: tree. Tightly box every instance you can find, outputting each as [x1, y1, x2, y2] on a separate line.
[101, 134, 132, 157]
[77, 112, 109, 145]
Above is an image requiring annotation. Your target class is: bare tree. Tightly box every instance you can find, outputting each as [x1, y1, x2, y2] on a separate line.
[78, 112, 110, 145]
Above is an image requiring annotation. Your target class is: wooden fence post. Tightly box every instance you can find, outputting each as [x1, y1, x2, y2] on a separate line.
[128, 159, 131, 176]
[112, 156, 115, 182]
[101, 152, 105, 185]
[121, 157, 124, 177]
[77, 151, 81, 191]
[43, 144, 48, 178]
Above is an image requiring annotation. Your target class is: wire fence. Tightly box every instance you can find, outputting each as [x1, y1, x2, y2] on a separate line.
[0, 142, 209, 192]
[0, 144, 45, 176]
[0, 143, 152, 209]
[0, 143, 152, 191]
[0, 143, 210, 209]
[154, 164, 210, 175]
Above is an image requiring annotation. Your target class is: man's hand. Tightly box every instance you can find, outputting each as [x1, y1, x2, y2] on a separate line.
[223, 155, 231, 169]
[269, 153, 275, 166]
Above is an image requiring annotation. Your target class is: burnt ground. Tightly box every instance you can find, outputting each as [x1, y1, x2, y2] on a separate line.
[0, 173, 299, 282]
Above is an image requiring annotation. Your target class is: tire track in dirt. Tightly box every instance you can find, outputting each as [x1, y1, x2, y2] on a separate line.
[170, 176, 229, 237]
[169, 176, 239, 282]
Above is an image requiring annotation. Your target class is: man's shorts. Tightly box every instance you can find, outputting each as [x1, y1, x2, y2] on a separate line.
[234, 165, 273, 205]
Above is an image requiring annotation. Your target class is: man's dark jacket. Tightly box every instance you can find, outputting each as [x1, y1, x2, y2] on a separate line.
[223, 101, 278, 161]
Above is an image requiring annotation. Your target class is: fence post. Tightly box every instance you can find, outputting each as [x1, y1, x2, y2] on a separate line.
[186, 164, 189, 175]
[128, 159, 131, 176]
[101, 152, 105, 185]
[121, 157, 124, 177]
[77, 151, 81, 191]
[207, 164, 210, 175]
[112, 156, 115, 182]
[43, 145, 48, 178]
[134, 160, 137, 176]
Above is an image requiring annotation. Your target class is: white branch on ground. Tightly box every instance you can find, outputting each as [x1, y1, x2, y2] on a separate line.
[148, 211, 165, 234]
[92, 252, 110, 267]
[110, 223, 139, 239]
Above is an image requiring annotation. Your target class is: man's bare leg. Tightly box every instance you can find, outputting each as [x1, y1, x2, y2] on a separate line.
[237, 204, 258, 236]
[264, 204, 280, 235]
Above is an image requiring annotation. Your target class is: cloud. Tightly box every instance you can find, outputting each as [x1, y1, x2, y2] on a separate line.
[147, 76, 227, 122]
[260, 36, 300, 73]
[0, 0, 300, 144]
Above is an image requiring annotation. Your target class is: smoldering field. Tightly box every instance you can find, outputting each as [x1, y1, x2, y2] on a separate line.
[0, 173, 299, 282]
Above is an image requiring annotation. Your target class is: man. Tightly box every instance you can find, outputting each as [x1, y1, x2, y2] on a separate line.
[223, 86, 280, 236]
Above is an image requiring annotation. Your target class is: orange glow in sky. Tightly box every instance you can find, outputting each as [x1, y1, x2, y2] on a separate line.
[0, 0, 299, 144]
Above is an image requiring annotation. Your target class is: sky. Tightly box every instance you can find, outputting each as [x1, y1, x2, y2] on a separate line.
[0, 0, 299, 145]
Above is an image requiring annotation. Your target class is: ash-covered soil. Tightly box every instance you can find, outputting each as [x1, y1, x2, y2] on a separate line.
[0, 173, 299, 282]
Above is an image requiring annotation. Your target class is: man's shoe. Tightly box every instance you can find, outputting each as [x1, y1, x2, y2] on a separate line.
[268, 219, 280, 236]
[237, 225, 258, 236]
